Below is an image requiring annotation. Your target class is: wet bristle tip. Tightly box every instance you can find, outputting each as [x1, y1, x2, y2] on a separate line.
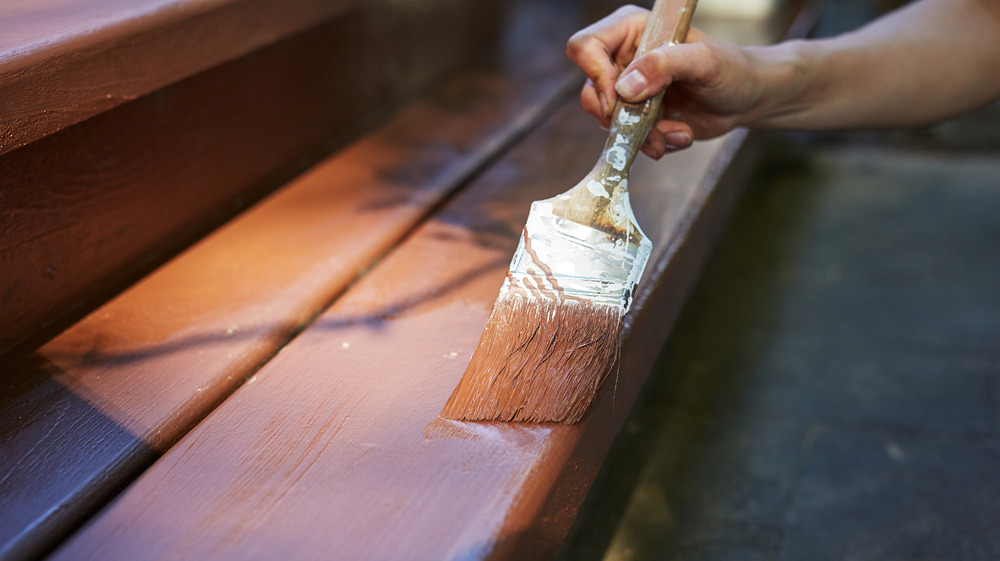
[441, 292, 623, 424]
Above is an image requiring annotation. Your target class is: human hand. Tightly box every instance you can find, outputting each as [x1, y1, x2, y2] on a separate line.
[566, 5, 764, 158]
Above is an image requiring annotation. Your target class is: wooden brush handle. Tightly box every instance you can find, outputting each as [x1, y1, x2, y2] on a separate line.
[594, 0, 697, 186]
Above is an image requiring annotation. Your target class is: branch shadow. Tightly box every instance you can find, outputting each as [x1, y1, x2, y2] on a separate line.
[38, 255, 510, 369]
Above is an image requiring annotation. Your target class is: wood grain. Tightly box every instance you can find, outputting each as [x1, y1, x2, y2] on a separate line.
[47, 95, 763, 560]
[0, 21, 580, 561]
[0, 0, 364, 156]
[0, 0, 506, 355]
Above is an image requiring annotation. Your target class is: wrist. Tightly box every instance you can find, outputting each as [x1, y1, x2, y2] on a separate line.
[738, 39, 815, 129]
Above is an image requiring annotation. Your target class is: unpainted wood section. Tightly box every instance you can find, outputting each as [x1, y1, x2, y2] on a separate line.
[47, 93, 759, 560]
[0, 0, 364, 156]
[0, 0, 506, 355]
[0, 50, 578, 561]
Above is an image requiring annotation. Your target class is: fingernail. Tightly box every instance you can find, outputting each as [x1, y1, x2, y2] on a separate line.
[598, 92, 609, 118]
[616, 70, 647, 99]
[664, 131, 692, 149]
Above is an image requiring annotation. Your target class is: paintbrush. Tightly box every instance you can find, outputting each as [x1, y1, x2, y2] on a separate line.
[441, 0, 698, 423]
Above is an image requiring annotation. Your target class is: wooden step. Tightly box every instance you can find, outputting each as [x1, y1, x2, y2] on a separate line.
[3, 3, 809, 560]
[45, 77, 765, 561]
[44, 7, 813, 552]
[0, 0, 508, 355]
[0, 10, 582, 557]
[0, 0, 362, 156]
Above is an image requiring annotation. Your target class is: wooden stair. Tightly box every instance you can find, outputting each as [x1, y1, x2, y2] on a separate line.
[0, 1, 805, 559]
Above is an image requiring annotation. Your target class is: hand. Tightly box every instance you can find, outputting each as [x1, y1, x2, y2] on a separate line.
[566, 5, 763, 158]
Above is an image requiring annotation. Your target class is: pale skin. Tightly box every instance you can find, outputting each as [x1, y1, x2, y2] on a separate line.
[566, 0, 1000, 159]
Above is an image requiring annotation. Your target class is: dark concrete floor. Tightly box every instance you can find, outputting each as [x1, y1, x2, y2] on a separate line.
[558, 102, 1000, 560]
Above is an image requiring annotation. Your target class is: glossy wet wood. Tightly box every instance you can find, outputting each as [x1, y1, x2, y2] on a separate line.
[0, 0, 364, 156]
[0, 33, 578, 561]
[0, 0, 505, 355]
[3, 3, 800, 559]
[48, 94, 762, 560]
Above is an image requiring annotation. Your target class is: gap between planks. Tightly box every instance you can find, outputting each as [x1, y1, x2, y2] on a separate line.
[45, 97, 763, 561]
[0, 58, 578, 561]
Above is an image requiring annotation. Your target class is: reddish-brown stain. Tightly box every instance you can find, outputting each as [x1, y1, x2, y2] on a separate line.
[0, 0, 363, 156]
[441, 294, 624, 423]
[0, 33, 577, 561]
[47, 98, 762, 560]
[3, 4, 800, 560]
[0, 0, 508, 355]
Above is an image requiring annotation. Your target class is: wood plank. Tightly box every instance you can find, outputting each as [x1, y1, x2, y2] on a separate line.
[0, 0, 364, 156]
[0, 0, 507, 354]
[0, 24, 581, 561]
[46, 92, 763, 561]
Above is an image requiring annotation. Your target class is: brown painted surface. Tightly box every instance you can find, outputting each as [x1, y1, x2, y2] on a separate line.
[0, 0, 506, 354]
[442, 293, 624, 423]
[48, 94, 761, 560]
[0, 0, 362, 156]
[0, 28, 578, 561]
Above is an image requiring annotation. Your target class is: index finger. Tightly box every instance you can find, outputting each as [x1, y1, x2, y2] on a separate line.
[566, 5, 650, 116]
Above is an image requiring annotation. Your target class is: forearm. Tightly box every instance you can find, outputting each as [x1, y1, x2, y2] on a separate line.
[745, 0, 1000, 130]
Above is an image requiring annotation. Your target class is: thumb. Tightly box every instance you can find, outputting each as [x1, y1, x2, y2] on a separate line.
[615, 40, 710, 102]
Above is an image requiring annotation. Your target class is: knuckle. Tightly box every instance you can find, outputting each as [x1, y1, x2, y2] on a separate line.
[701, 50, 723, 83]
[690, 42, 715, 67]
[689, 41, 712, 61]
[565, 33, 586, 57]
[566, 32, 600, 61]
[677, 41, 717, 85]
[644, 47, 670, 74]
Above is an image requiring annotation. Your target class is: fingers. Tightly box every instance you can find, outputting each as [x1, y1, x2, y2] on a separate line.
[567, 5, 649, 120]
[580, 79, 612, 128]
[616, 32, 719, 102]
[569, 17, 726, 160]
[640, 120, 694, 159]
[567, 37, 616, 120]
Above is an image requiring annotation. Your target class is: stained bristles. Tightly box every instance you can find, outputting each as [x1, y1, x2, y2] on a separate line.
[441, 292, 623, 424]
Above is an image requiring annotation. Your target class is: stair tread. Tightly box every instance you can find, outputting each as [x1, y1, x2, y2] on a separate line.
[0, 0, 361, 156]
[0, 50, 576, 561]
[46, 97, 760, 561]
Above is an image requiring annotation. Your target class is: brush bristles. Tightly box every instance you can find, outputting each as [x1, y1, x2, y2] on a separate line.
[441, 292, 623, 424]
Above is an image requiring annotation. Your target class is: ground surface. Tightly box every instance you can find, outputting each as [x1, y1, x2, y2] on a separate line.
[559, 93, 1000, 561]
